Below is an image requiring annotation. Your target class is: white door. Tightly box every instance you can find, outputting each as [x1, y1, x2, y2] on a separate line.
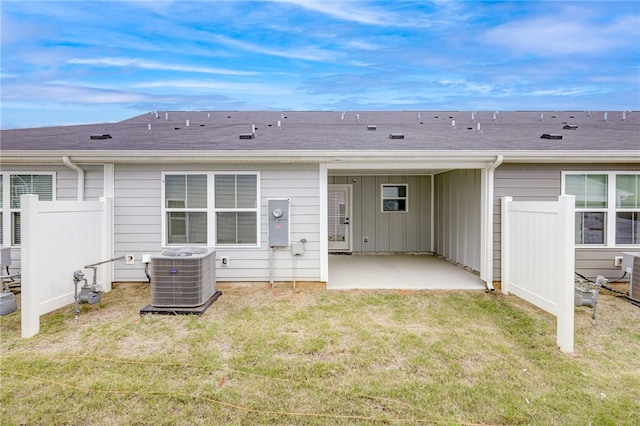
[328, 184, 351, 251]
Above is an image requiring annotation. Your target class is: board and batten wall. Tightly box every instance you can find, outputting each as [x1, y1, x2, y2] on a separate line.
[433, 169, 482, 272]
[113, 163, 322, 283]
[493, 163, 640, 281]
[328, 175, 432, 253]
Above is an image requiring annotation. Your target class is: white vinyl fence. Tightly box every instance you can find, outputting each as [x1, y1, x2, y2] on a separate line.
[501, 195, 575, 353]
[20, 195, 113, 338]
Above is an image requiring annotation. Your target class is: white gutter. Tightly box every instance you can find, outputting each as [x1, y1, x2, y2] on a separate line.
[483, 154, 503, 291]
[62, 156, 85, 201]
[2, 150, 638, 165]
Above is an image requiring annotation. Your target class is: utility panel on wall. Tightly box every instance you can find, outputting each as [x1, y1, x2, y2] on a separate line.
[268, 198, 290, 246]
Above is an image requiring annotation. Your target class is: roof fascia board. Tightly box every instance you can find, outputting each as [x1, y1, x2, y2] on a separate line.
[1, 150, 638, 165]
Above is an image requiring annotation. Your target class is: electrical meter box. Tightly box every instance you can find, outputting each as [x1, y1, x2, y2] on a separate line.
[268, 199, 290, 246]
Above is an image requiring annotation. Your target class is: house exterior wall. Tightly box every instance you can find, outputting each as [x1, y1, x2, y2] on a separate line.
[113, 163, 322, 283]
[434, 169, 482, 271]
[328, 175, 432, 253]
[493, 163, 640, 281]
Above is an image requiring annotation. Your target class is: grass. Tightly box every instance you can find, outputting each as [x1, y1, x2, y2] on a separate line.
[1, 283, 639, 425]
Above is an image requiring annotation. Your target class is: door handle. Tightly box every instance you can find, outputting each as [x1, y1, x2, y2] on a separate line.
[344, 218, 350, 225]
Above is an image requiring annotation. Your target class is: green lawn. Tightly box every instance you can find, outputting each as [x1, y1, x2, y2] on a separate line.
[1, 283, 639, 425]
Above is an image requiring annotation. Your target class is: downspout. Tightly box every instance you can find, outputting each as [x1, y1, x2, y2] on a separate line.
[484, 154, 503, 292]
[63, 156, 85, 201]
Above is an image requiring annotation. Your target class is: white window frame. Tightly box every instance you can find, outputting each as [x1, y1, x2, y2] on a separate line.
[161, 171, 260, 248]
[381, 183, 409, 213]
[213, 172, 260, 248]
[1, 171, 56, 247]
[562, 171, 640, 248]
[162, 172, 209, 246]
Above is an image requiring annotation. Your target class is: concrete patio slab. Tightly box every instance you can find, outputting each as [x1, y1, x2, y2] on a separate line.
[328, 254, 485, 290]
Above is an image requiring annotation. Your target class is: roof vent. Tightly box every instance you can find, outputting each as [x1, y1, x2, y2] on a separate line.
[239, 133, 255, 140]
[563, 124, 579, 130]
[367, 125, 377, 131]
[389, 133, 404, 139]
[90, 134, 112, 140]
[540, 133, 563, 140]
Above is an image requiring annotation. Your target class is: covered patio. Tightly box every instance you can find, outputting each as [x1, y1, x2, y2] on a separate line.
[327, 254, 485, 290]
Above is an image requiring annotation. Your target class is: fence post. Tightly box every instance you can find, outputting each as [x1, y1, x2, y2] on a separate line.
[20, 195, 40, 338]
[556, 195, 575, 353]
[501, 196, 513, 295]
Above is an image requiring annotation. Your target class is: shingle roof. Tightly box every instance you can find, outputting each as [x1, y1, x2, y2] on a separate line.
[1, 110, 639, 152]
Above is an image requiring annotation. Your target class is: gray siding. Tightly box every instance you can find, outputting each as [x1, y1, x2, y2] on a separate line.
[113, 164, 321, 282]
[434, 169, 481, 271]
[493, 163, 640, 281]
[329, 175, 432, 253]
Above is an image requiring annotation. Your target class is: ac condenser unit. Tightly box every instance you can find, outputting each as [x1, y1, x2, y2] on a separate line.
[151, 247, 216, 308]
[622, 252, 640, 303]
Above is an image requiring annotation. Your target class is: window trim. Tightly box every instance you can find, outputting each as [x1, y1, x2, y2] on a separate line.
[562, 171, 640, 248]
[161, 171, 260, 248]
[213, 172, 260, 247]
[380, 183, 409, 213]
[1, 171, 56, 247]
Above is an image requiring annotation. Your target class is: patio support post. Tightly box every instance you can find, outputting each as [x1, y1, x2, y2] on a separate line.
[501, 196, 513, 295]
[319, 164, 329, 283]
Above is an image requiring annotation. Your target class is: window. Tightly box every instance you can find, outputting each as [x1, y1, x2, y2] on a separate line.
[164, 174, 207, 245]
[0, 173, 55, 246]
[381, 184, 408, 212]
[564, 173, 640, 246]
[162, 172, 259, 247]
[215, 174, 258, 245]
[616, 174, 640, 245]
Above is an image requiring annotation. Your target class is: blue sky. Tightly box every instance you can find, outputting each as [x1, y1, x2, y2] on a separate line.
[1, 0, 639, 129]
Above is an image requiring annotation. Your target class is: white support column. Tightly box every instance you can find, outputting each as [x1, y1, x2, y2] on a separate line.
[501, 196, 513, 295]
[103, 163, 115, 198]
[556, 195, 575, 353]
[319, 164, 328, 283]
[100, 197, 114, 292]
[102, 163, 115, 290]
[20, 194, 40, 338]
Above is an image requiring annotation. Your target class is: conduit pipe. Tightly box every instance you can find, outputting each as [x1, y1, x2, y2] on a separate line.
[63, 156, 85, 201]
[484, 154, 503, 292]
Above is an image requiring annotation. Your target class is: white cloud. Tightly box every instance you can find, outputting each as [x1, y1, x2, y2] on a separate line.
[132, 79, 294, 96]
[67, 57, 258, 76]
[207, 33, 338, 62]
[274, 0, 391, 26]
[482, 9, 640, 57]
[2, 82, 149, 104]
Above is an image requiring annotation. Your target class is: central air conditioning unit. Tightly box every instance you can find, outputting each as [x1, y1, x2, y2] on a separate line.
[622, 252, 640, 304]
[151, 247, 216, 308]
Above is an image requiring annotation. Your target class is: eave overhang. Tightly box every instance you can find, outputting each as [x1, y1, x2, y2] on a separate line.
[1, 149, 638, 166]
